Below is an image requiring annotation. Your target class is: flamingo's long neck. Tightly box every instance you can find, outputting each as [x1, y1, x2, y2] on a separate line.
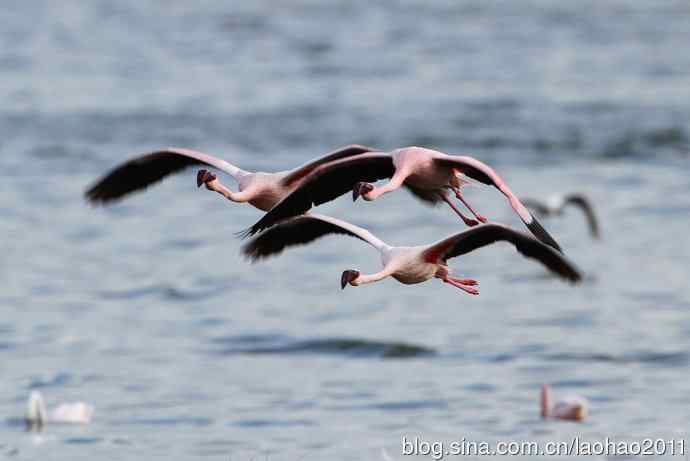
[354, 268, 393, 286]
[27, 391, 47, 424]
[541, 385, 550, 418]
[366, 167, 408, 201]
[207, 180, 254, 204]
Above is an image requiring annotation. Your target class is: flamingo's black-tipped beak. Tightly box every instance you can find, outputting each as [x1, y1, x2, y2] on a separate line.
[352, 182, 374, 202]
[197, 169, 216, 188]
[340, 270, 360, 289]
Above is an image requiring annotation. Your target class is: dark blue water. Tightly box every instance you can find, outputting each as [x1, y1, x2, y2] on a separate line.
[2, 1, 690, 459]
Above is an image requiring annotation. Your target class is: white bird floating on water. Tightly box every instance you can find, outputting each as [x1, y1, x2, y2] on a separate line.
[25, 391, 94, 426]
[540, 384, 588, 422]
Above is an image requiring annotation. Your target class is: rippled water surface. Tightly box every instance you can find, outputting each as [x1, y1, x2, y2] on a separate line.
[2, 1, 690, 460]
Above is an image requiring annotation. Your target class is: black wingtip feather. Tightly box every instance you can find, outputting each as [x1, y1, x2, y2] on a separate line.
[84, 187, 100, 204]
[552, 251, 584, 284]
[235, 227, 255, 239]
[525, 240, 582, 284]
[83, 151, 206, 206]
[240, 241, 267, 262]
[513, 233, 582, 284]
[526, 216, 562, 253]
[84, 184, 116, 205]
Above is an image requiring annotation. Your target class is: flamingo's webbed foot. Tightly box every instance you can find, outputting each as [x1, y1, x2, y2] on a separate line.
[460, 286, 479, 296]
[442, 276, 480, 295]
[461, 216, 480, 227]
[197, 169, 217, 189]
[457, 279, 478, 286]
[352, 182, 374, 202]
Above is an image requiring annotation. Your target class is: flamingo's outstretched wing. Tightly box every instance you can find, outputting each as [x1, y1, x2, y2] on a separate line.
[243, 153, 395, 237]
[423, 224, 582, 283]
[280, 144, 377, 186]
[242, 214, 383, 261]
[85, 148, 246, 205]
[432, 155, 562, 252]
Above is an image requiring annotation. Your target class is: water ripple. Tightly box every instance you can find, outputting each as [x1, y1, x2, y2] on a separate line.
[209, 333, 436, 359]
[544, 350, 689, 367]
[64, 437, 103, 445]
[109, 417, 213, 427]
[229, 419, 315, 428]
[328, 399, 448, 412]
[27, 372, 73, 389]
[99, 283, 223, 302]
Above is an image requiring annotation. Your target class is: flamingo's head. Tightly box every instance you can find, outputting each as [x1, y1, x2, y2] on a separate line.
[340, 270, 361, 289]
[197, 169, 217, 188]
[352, 182, 374, 202]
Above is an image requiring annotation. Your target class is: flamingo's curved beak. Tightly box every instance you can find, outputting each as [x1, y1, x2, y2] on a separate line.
[352, 182, 374, 202]
[197, 169, 216, 188]
[340, 270, 360, 289]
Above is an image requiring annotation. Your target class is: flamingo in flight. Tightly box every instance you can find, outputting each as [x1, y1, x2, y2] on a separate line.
[521, 193, 600, 239]
[241, 147, 563, 252]
[540, 384, 588, 422]
[85, 145, 376, 210]
[243, 214, 582, 294]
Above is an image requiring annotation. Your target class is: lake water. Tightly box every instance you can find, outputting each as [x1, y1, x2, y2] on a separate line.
[1, 1, 690, 460]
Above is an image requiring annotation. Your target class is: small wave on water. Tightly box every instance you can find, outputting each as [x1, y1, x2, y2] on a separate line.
[207, 333, 436, 359]
[228, 418, 315, 428]
[599, 126, 689, 159]
[28, 144, 95, 162]
[544, 350, 689, 367]
[26, 372, 73, 390]
[324, 398, 448, 414]
[109, 417, 213, 428]
[63, 437, 103, 445]
[98, 282, 225, 302]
